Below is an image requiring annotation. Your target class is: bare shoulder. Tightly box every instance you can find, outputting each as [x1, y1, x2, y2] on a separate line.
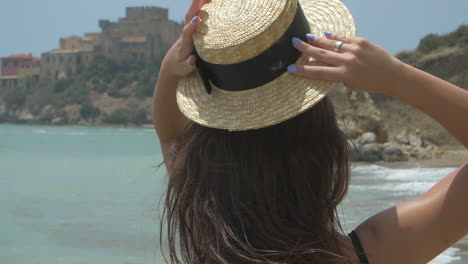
[355, 164, 468, 264]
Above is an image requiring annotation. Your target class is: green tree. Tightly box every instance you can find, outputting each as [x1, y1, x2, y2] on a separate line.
[108, 73, 127, 97]
[136, 71, 156, 98]
[417, 34, 441, 54]
[4, 86, 28, 109]
[53, 79, 68, 93]
[132, 108, 148, 125]
[103, 109, 129, 124]
[80, 102, 101, 119]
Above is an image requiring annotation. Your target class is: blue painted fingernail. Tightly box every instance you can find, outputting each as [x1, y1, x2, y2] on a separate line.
[191, 16, 199, 23]
[306, 34, 315, 41]
[292, 37, 302, 47]
[324, 31, 332, 36]
[287, 65, 297, 73]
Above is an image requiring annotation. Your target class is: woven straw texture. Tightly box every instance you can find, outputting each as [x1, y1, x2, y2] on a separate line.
[177, 0, 355, 131]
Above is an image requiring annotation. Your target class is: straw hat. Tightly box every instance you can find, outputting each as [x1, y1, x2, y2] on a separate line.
[177, 0, 355, 131]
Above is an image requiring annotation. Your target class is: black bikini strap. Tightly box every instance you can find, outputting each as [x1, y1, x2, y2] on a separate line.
[349, 230, 369, 264]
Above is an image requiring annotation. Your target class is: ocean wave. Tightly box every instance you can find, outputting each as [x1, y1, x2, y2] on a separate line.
[352, 165, 455, 182]
[429, 247, 461, 264]
[66, 131, 89, 136]
[350, 165, 459, 197]
[31, 129, 90, 136]
[380, 168, 456, 182]
[351, 181, 437, 194]
[32, 129, 48, 134]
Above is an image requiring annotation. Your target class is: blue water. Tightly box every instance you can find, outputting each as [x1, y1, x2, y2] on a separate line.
[0, 125, 165, 263]
[0, 125, 465, 263]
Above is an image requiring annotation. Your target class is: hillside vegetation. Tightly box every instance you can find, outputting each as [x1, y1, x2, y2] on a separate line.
[0, 55, 162, 125]
[397, 25, 468, 89]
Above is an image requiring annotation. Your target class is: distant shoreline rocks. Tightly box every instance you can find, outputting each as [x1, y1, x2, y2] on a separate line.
[348, 130, 441, 162]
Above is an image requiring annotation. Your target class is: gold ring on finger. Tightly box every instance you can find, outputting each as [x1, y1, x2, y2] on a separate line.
[335, 41, 344, 52]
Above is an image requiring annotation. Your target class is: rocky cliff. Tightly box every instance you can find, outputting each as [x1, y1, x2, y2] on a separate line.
[330, 25, 468, 162]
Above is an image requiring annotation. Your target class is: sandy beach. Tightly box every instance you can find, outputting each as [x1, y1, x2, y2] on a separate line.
[356, 148, 468, 169]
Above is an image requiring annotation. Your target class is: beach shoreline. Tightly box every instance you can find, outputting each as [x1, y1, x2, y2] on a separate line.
[354, 149, 468, 169]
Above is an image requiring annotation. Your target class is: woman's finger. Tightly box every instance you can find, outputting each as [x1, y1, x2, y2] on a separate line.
[292, 37, 346, 65]
[288, 64, 344, 82]
[180, 16, 201, 59]
[306, 34, 351, 53]
[178, 54, 197, 76]
[184, 0, 206, 25]
[323, 32, 353, 44]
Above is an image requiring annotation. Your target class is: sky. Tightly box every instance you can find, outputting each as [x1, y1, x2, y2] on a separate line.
[1, 0, 467, 58]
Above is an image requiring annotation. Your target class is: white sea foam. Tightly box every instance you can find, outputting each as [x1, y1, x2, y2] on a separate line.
[380, 168, 455, 182]
[351, 181, 436, 194]
[353, 166, 455, 183]
[67, 131, 89, 136]
[32, 129, 48, 134]
[351, 164, 382, 174]
[353, 165, 455, 181]
[351, 166, 458, 196]
[429, 247, 461, 264]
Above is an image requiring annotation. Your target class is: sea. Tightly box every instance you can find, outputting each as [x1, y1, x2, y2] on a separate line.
[1, 124, 467, 264]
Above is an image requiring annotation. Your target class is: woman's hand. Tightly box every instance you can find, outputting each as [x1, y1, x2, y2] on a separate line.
[289, 33, 406, 96]
[153, 0, 208, 154]
[161, 0, 207, 79]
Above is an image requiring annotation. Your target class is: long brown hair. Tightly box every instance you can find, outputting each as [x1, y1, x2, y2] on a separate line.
[161, 97, 350, 263]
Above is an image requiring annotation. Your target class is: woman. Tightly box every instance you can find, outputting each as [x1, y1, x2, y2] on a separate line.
[153, 0, 468, 263]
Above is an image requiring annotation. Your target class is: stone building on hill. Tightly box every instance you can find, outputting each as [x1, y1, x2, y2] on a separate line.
[40, 34, 98, 81]
[0, 54, 41, 89]
[40, 6, 182, 81]
[97, 7, 181, 60]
